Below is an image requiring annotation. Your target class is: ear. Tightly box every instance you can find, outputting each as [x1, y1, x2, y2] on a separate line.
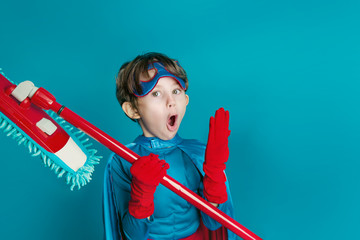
[122, 102, 140, 119]
[185, 94, 189, 106]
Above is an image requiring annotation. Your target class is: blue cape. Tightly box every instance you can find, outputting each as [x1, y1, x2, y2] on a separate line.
[103, 136, 238, 240]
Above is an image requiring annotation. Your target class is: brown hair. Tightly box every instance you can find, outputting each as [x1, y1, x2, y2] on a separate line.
[115, 52, 189, 121]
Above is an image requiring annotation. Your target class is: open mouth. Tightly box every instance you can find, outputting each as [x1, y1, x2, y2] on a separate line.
[167, 114, 178, 131]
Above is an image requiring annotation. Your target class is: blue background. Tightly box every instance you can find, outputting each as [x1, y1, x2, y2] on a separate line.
[1, 0, 359, 239]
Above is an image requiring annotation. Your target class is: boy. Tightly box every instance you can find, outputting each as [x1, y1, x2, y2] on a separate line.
[103, 52, 236, 240]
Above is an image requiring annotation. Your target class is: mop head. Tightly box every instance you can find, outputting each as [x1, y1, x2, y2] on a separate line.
[0, 69, 102, 190]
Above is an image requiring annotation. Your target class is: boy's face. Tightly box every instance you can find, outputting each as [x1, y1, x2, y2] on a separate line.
[135, 76, 189, 140]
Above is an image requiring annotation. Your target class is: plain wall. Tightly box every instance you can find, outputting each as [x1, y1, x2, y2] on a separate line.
[1, 1, 359, 239]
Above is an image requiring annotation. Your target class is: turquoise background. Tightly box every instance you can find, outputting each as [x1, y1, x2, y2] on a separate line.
[1, 0, 359, 239]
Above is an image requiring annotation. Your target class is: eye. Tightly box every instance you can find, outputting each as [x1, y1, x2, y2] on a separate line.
[152, 91, 161, 97]
[173, 89, 181, 94]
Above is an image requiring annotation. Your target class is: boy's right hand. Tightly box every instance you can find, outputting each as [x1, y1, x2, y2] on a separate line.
[128, 153, 169, 219]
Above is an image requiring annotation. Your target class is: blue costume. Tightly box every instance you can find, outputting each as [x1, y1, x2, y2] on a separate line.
[103, 134, 237, 240]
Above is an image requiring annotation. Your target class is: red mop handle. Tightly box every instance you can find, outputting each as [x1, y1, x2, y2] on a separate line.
[31, 88, 262, 240]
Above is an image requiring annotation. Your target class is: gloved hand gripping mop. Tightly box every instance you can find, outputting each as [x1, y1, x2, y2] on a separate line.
[0, 72, 262, 240]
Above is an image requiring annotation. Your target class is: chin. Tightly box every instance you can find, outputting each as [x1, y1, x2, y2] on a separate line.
[160, 131, 178, 140]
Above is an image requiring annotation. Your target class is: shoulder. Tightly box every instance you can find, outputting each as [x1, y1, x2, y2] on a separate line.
[179, 138, 206, 149]
[178, 138, 206, 165]
[107, 143, 138, 179]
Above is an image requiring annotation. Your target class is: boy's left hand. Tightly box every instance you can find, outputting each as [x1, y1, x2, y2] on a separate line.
[203, 108, 231, 204]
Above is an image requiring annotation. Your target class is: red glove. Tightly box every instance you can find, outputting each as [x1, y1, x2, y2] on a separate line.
[203, 108, 231, 204]
[128, 153, 169, 219]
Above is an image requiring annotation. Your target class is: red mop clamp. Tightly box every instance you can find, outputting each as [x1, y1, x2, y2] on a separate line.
[29, 86, 262, 240]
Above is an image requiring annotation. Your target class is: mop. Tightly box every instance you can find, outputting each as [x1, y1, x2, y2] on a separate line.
[0, 71, 101, 190]
[0, 71, 261, 240]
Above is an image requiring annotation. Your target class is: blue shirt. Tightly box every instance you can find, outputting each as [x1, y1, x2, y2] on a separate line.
[103, 134, 237, 240]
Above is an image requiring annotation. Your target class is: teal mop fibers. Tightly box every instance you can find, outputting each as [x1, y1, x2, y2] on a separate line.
[0, 69, 102, 190]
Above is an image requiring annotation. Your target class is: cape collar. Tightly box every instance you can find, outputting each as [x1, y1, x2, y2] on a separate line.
[133, 134, 183, 149]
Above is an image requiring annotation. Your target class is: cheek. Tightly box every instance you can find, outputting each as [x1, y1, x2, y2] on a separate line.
[178, 97, 188, 112]
[176, 101, 187, 123]
[141, 105, 165, 122]
[178, 94, 188, 104]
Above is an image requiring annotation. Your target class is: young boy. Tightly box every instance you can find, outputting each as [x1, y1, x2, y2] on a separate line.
[103, 52, 237, 240]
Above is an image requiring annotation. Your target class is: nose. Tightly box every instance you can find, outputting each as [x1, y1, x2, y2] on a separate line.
[167, 94, 176, 108]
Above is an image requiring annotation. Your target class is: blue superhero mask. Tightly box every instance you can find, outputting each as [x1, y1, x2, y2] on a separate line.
[134, 62, 187, 97]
